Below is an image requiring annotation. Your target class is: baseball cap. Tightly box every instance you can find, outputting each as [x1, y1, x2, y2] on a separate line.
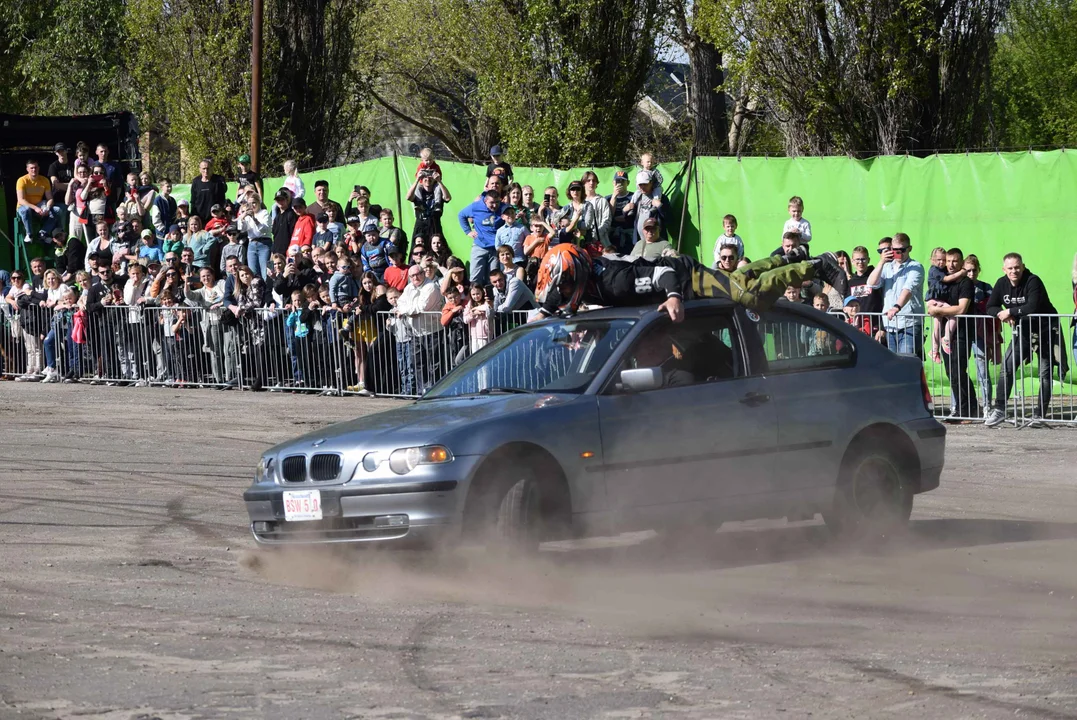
[274, 188, 292, 202]
[288, 244, 301, 256]
[844, 295, 861, 307]
[292, 197, 306, 209]
[500, 205, 516, 215]
[177, 198, 189, 206]
[642, 217, 659, 229]
[613, 170, 629, 183]
[168, 224, 181, 234]
[635, 170, 652, 185]
[210, 203, 223, 213]
[362, 221, 379, 235]
[316, 212, 329, 224]
[140, 229, 153, 238]
[237, 153, 251, 164]
[225, 224, 239, 234]
[567, 180, 583, 192]
[490, 144, 503, 156]
[51, 227, 66, 238]
[53, 142, 67, 153]
[346, 214, 361, 224]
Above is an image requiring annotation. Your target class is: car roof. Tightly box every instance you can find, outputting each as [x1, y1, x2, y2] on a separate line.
[565, 298, 738, 321]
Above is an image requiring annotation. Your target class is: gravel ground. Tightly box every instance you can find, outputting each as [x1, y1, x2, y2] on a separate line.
[1, 384, 1075, 720]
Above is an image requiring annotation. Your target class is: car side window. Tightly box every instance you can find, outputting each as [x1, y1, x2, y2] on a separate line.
[754, 310, 854, 374]
[613, 312, 745, 391]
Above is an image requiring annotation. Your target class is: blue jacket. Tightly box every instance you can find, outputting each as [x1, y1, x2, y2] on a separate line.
[360, 239, 393, 279]
[458, 197, 507, 250]
[329, 272, 359, 305]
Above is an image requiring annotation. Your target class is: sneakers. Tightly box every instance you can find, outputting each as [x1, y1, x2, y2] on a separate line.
[347, 384, 373, 396]
[1025, 414, 1047, 429]
[984, 408, 1006, 427]
[134, 380, 149, 388]
[810, 252, 849, 296]
[41, 368, 61, 383]
[14, 372, 40, 382]
[783, 245, 810, 263]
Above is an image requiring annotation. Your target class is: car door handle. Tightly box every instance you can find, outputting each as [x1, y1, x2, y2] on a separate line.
[739, 391, 771, 407]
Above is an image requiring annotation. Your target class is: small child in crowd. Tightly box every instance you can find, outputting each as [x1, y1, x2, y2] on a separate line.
[713, 214, 744, 266]
[783, 196, 811, 244]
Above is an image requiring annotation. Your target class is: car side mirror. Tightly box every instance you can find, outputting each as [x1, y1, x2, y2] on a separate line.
[618, 367, 662, 393]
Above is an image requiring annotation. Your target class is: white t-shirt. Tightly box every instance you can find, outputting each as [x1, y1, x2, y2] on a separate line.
[47, 284, 70, 304]
[783, 217, 812, 243]
[283, 175, 305, 200]
[713, 234, 744, 265]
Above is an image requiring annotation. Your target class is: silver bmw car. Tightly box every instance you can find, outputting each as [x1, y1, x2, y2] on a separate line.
[243, 299, 945, 547]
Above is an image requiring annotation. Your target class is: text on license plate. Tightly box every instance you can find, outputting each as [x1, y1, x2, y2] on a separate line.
[283, 489, 322, 521]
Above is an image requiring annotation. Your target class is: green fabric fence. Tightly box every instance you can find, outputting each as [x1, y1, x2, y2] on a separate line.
[172, 150, 1077, 393]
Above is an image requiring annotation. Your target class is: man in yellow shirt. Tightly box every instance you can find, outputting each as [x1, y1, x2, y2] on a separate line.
[16, 159, 63, 244]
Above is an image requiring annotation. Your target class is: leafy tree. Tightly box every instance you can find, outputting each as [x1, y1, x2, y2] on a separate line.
[0, 0, 130, 115]
[126, 0, 255, 179]
[360, 0, 660, 166]
[700, 0, 1007, 156]
[991, 0, 1077, 148]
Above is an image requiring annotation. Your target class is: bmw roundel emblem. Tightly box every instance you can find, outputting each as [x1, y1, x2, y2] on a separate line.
[745, 310, 760, 323]
[312, 438, 326, 447]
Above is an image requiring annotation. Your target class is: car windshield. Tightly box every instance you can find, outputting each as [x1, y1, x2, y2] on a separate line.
[423, 318, 637, 398]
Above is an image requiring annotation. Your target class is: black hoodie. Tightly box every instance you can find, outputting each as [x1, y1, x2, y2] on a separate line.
[985, 267, 1057, 328]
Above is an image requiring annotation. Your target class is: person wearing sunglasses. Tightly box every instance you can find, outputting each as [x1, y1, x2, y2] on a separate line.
[865, 232, 925, 356]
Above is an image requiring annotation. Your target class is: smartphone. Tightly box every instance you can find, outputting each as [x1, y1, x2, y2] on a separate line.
[544, 194, 552, 202]
[354, 185, 361, 193]
[287, 257, 294, 265]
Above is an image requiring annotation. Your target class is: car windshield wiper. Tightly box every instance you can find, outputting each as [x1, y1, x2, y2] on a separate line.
[477, 386, 532, 395]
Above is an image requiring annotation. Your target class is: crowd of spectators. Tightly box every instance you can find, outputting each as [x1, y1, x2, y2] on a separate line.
[2, 142, 1074, 422]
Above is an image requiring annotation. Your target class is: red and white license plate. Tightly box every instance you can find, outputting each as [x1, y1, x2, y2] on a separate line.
[283, 489, 322, 522]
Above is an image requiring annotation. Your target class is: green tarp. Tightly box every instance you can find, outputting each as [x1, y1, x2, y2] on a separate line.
[164, 150, 1077, 394]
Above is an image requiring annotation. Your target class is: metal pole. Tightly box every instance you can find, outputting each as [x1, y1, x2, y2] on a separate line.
[393, 148, 404, 240]
[250, 0, 263, 172]
[676, 146, 696, 253]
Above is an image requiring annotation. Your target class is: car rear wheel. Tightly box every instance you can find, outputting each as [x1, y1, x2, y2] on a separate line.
[824, 445, 913, 539]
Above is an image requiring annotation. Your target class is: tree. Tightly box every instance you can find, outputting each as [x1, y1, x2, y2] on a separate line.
[991, 0, 1077, 148]
[665, 0, 728, 155]
[360, 0, 661, 166]
[126, 0, 372, 179]
[699, 0, 1007, 156]
[0, 0, 130, 115]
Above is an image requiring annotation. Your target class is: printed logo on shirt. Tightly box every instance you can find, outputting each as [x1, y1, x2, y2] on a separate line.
[634, 277, 653, 294]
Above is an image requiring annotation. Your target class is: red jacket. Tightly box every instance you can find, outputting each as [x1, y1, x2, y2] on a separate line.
[288, 214, 315, 250]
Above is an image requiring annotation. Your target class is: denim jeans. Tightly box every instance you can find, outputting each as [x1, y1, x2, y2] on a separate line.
[886, 323, 924, 357]
[397, 339, 415, 396]
[971, 338, 992, 411]
[247, 239, 272, 278]
[17, 202, 63, 242]
[44, 328, 59, 370]
[469, 244, 497, 286]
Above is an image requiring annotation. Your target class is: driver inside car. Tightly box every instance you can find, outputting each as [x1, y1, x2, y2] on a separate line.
[626, 322, 737, 388]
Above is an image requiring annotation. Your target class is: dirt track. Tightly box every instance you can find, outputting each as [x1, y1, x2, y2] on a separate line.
[1, 384, 1076, 720]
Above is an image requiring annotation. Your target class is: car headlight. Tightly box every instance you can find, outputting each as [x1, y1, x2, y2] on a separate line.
[255, 456, 275, 483]
[388, 446, 453, 475]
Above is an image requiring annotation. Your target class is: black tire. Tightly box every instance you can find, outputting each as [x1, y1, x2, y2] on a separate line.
[824, 445, 913, 539]
[495, 475, 544, 551]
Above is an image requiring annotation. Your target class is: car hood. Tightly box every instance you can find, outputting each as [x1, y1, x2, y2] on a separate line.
[265, 394, 565, 456]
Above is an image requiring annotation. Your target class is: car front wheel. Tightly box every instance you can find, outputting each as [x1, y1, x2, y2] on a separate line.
[824, 445, 913, 539]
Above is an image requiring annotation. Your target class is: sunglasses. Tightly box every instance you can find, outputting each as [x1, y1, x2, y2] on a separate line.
[852, 256, 868, 262]
[892, 247, 909, 254]
[719, 255, 736, 261]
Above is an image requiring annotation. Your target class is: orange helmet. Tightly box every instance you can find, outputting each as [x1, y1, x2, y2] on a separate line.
[535, 244, 591, 316]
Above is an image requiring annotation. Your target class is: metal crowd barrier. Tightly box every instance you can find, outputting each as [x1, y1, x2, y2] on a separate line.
[829, 310, 1077, 426]
[4, 298, 1076, 426]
